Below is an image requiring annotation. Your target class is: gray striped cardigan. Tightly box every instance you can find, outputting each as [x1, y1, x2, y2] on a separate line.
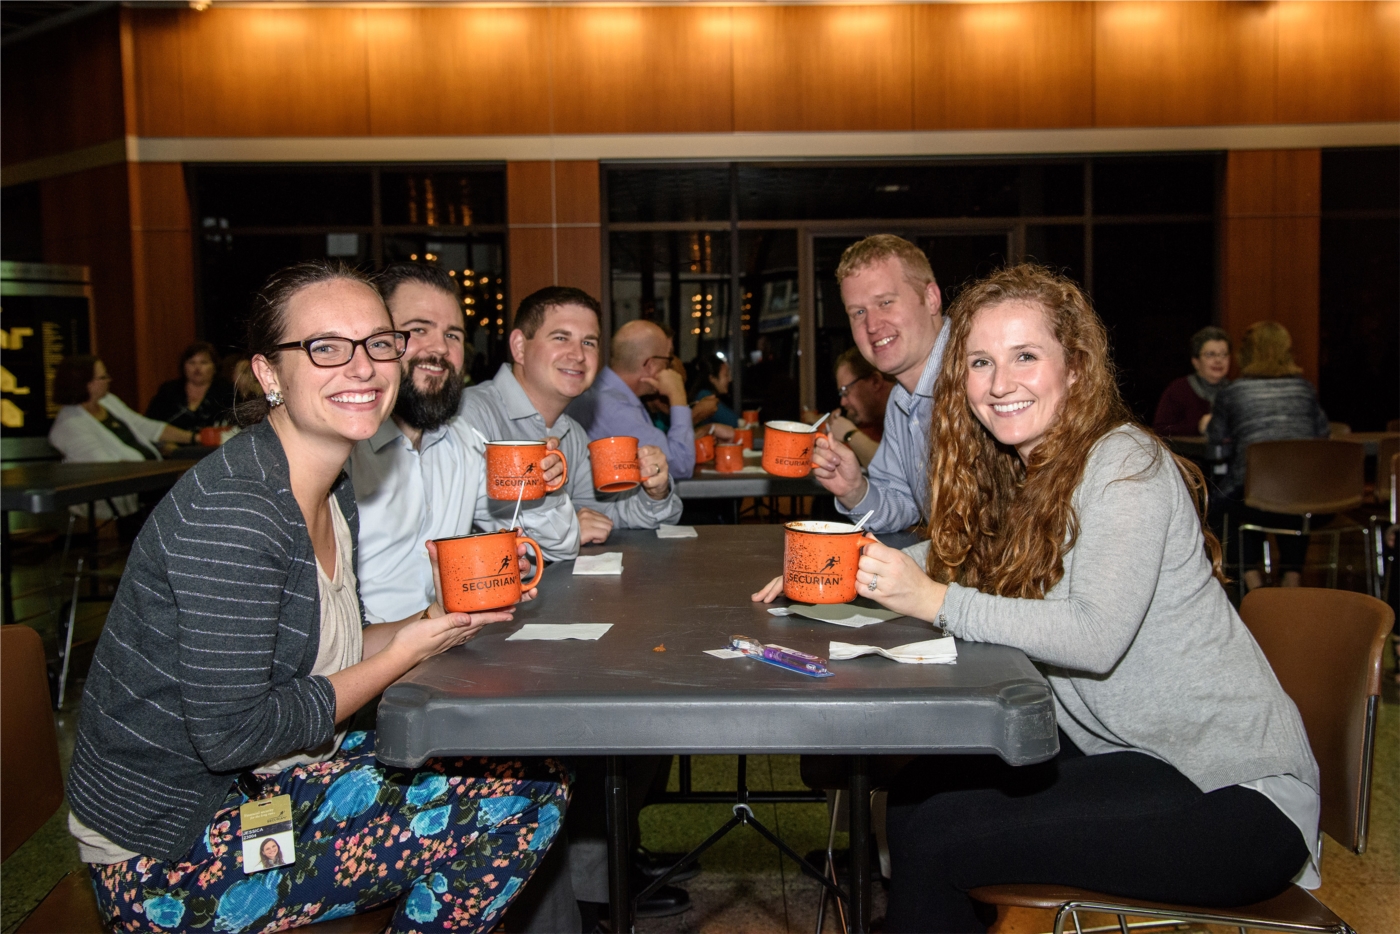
[66, 419, 364, 860]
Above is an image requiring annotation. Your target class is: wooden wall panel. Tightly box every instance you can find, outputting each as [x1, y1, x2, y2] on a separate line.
[914, 3, 1094, 130]
[128, 8, 187, 138]
[733, 5, 912, 132]
[1276, 1, 1400, 124]
[1, 7, 126, 166]
[507, 228, 555, 321]
[507, 162, 555, 227]
[553, 161, 600, 226]
[1094, 1, 1276, 127]
[175, 8, 370, 137]
[1221, 150, 1321, 384]
[506, 161, 602, 313]
[127, 163, 195, 407]
[551, 7, 733, 134]
[555, 229, 603, 300]
[365, 8, 551, 137]
[39, 165, 139, 403]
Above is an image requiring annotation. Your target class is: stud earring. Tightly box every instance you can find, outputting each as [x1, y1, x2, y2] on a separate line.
[265, 390, 284, 408]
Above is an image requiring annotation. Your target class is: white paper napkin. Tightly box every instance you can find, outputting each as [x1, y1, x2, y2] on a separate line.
[656, 525, 698, 539]
[768, 604, 901, 628]
[743, 448, 762, 458]
[704, 648, 746, 659]
[737, 465, 767, 474]
[507, 623, 613, 641]
[573, 552, 623, 575]
[829, 637, 958, 664]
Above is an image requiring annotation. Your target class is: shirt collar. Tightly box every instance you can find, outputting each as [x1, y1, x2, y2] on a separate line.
[493, 362, 546, 423]
[596, 366, 636, 400]
[367, 415, 451, 453]
[892, 323, 951, 414]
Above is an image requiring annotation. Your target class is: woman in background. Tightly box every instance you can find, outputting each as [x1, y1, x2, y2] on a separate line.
[1152, 325, 1231, 436]
[1207, 320, 1330, 590]
[146, 341, 236, 432]
[687, 351, 740, 432]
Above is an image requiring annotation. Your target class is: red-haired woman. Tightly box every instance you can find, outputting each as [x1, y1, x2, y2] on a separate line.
[756, 266, 1321, 932]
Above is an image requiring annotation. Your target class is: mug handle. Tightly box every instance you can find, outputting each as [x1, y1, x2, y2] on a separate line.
[516, 533, 545, 592]
[858, 532, 879, 553]
[544, 448, 568, 493]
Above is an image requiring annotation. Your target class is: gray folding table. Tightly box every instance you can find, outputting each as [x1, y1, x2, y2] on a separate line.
[375, 525, 1057, 933]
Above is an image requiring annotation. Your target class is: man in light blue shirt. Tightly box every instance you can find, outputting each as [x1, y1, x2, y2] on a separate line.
[351, 264, 577, 625]
[813, 235, 949, 533]
[566, 319, 697, 479]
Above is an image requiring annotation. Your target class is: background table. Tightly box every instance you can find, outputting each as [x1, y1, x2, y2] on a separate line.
[376, 525, 1058, 932]
[1, 460, 196, 624]
[675, 465, 825, 500]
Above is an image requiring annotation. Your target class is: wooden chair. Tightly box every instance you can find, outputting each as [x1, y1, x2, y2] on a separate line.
[1, 624, 396, 934]
[1234, 439, 1372, 596]
[970, 587, 1392, 934]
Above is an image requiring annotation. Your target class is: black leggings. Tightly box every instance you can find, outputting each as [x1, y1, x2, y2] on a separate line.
[884, 733, 1309, 933]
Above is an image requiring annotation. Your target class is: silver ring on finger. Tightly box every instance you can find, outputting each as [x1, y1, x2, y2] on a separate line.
[868, 574, 879, 592]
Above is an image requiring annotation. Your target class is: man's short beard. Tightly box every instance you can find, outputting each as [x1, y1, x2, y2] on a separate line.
[394, 355, 463, 432]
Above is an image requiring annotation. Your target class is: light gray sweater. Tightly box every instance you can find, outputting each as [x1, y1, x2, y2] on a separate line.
[939, 426, 1318, 796]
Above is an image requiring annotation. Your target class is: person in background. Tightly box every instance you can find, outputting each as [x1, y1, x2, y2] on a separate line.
[826, 345, 893, 469]
[67, 261, 566, 933]
[687, 352, 740, 436]
[1207, 321, 1330, 591]
[567, 319, 697, 480]
[145, 340, 237, 432]
[459, 287, 689, 924]
[1153, 326, 1232, 436]
[812, 235, 949, 533]
[756, 265, 1318, 933]
[48, 355, 194, 524]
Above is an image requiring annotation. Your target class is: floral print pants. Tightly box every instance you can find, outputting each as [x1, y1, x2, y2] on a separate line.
[89, 731, 569, 933]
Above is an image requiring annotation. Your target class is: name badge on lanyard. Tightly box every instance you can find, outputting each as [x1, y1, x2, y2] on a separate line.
[240, 795, 295, 874]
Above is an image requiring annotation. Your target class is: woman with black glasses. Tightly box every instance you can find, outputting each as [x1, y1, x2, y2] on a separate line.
[67, 261, 567, 934]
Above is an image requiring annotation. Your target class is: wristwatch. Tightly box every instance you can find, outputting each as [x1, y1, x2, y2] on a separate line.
[842, 428, 859, 444]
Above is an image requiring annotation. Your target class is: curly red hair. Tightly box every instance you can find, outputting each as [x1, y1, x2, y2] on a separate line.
[925, 264, 1224, 598]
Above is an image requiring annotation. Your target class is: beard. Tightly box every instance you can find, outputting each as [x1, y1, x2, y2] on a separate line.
[394, 354, 464, 432]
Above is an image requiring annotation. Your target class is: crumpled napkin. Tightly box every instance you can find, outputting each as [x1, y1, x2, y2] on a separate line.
[573, 552, 623, 575]
[656, 525, 698, 539]
[829, 637, 957, 664]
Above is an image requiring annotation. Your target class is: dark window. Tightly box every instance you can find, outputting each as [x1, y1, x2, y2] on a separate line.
[739, 164, 1024, 220]
[608, 168, 731, 224]
[1024, 224, 1087, 290]
[195, 168, 373, 228]
[380, 171, 505, 227]
[1092, 156, 1217, 217]
[1321, 147, 1400, 213]
[1091, 223, 1216, 422]
[198, 234, 332, 355]
[610, 230, 734, 370]
[1, 182, 43, 262]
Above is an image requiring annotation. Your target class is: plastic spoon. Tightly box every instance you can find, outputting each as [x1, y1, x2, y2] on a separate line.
[509, 479, 527, 530]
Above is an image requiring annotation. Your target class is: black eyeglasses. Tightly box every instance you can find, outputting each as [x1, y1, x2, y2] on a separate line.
[273, 331, 410, 367]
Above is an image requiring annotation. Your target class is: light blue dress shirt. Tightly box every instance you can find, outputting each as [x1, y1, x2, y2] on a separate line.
[834, 323, 951, 533]
[566, 366, 697, 479]
[350, 416, 579, 623]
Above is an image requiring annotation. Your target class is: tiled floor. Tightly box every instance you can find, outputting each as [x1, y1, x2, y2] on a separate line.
[2, 536, 1396, 934]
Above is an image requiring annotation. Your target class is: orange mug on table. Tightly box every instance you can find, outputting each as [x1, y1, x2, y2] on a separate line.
[715, 443, 744, 472]
[761, 420, 817, 478]
[695, 433, 716, 463]
[783, 520, 879, 604]
[485, 441, 567, 501]
[433, 528, 544, 613]
[742, 409, 760, 427]
[733, 427, 754, 450]
[197, 427, 225, 447]
[588, 436, 642, 492]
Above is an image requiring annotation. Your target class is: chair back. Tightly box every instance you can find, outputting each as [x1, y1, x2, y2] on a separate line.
[1239, 588, 1392, 854]
[1375, 438, 1399, 508]
[1, 625, 66, 861]
[1243, 439, 1364, 515]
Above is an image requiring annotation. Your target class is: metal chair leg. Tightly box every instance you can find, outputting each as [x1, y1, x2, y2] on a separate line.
[56, 557, 83, 710]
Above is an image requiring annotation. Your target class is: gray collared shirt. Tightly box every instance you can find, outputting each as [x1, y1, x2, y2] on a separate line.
[459, 363, 683, 532]
[835, 323, 950, 533]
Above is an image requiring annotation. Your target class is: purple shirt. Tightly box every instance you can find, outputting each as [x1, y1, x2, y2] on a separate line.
[566, 366, 696, 479]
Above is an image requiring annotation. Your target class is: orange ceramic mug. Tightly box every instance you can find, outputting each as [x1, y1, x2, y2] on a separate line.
[695, 433, 716, 463]
[197, 427, 225, 447]
[762, 420, 817, 478]
[742, 409, 761, 427]
[434, 528, 544, 613]
[485, 441, 567, 501]
[733, 427, 754, 450]
[715, 443, 744, 472]
[588, 436, 641, 492]
[783, 520, 879, 604]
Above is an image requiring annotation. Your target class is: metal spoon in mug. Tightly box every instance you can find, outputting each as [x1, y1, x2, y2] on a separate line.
[852, 510, 875, 532]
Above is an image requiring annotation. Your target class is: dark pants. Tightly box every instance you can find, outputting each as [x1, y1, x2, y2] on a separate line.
[1227, 500, 1333, 574]
[884, 733, 1309, 934]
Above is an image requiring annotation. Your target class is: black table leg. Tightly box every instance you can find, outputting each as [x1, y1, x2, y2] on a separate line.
[849, 754, 871, 934]
[605, 754, 633, 934]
